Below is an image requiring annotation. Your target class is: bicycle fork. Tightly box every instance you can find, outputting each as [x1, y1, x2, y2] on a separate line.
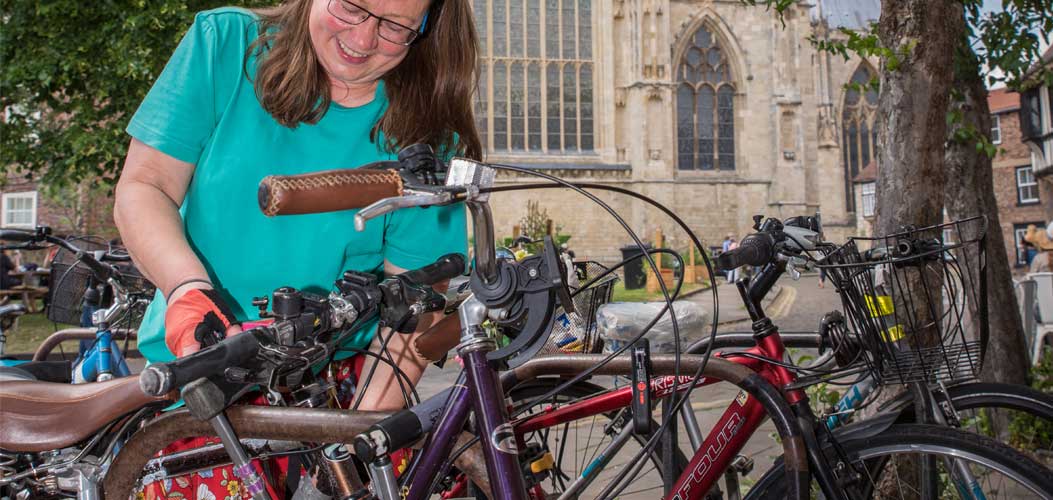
[918, 384, 987, 500]
[360, 296, 528, 500]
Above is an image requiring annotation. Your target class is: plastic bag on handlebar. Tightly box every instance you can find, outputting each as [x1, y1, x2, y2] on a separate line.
[596, 301, 710, 354]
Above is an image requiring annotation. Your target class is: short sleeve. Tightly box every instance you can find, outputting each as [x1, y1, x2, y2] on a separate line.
[126, 14, 219, 164]
[383, 203, 468, 271]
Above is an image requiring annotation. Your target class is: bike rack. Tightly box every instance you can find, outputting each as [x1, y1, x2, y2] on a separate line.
[31, 328, 136, 361]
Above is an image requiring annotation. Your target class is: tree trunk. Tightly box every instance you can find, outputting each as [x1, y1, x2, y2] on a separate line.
[871, 6, 963, 495]
[874, 1, 963, 234]
[943, 45, 1030, 386]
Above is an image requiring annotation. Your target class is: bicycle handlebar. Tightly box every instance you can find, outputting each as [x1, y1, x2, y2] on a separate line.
[139, 329, 265, 397]
[0, 229, 38, 243]
[0, 228, 130, 284]
[715, 233, 776, 271]
[258, 168, 405, 216]
[399, 253, 465, 286]
[138, 253, 465, 396]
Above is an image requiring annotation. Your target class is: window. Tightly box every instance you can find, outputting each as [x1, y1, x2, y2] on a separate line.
[842, 64, 879, 212]
[860, 182, 876, 217]
[990, 115, 1001, 144]
[1020, 87, 1043, 141]
[676, 24, 737, 171]
[1014, 222, 1046, 267]
[1, 191, 37, 228]
[1016, 165, 1040, 204]
[473, 0, 594, 154]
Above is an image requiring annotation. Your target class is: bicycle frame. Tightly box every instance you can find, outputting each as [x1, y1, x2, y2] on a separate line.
[72, 327, 131, 383]
[510, 315, 805, 500]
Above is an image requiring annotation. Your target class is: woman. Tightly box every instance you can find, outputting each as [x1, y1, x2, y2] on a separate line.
[114, 0, 479, 496]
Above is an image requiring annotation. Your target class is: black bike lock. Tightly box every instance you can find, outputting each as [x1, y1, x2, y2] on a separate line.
[631, 339, 653, 435]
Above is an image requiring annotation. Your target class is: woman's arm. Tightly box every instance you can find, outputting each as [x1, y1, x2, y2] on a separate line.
[352, 259, 451, 411]
[114, 139, 213, 303]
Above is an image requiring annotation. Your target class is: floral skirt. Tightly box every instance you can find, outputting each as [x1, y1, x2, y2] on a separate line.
[139, 356, 373, 500]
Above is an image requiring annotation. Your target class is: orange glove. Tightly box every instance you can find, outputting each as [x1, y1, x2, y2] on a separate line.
[165, 288, 239, 357]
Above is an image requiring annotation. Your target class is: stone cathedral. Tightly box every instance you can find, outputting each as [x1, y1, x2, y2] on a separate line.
[471, 0, 881, 262]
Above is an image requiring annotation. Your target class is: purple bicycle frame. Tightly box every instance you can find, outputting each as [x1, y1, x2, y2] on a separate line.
[403, 300, 528, 500]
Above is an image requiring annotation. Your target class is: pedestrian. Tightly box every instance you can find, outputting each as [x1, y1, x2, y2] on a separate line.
[114, 0, 479, 496]
[818, 266, 827, 288]
[0, 250, 20, 290]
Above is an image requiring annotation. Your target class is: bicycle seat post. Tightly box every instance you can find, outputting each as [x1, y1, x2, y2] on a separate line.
[182, 378, 272, 500]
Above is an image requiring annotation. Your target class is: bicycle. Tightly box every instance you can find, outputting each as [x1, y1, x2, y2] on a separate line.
[160, 160, 1053, 496]
[0, 303, 27, 359]
[702, 214, 1053, 498]
[0, 227, 154, 383]
[4, 150, 1049, 500]
[468, 213, 1053, 499]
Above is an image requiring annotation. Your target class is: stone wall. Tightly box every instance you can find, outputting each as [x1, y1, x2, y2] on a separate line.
[485, 1, 877, 264]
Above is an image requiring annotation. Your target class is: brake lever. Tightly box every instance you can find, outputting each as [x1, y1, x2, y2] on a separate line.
[379, 277, 446, 333]
[354, 192, 455, 231]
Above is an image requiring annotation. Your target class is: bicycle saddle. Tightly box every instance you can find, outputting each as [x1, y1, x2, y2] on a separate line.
[0, 376, 171, 452]
[0, 303, 27, 318]
[0, 365, 35, 382]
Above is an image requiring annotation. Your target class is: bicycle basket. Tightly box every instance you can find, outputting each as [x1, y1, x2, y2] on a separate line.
[47, 239, 156, 326]
[541, 261, 619, 354]
[817, 216, 988, 385]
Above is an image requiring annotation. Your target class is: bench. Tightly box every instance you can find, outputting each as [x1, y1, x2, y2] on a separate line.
[0, 286, 49, 313]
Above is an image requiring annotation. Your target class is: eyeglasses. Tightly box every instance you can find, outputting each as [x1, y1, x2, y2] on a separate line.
[327, 0, 425, 46]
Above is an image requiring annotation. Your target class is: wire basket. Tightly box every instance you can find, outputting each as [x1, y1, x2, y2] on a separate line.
[47, 239, 156, 326]
[817, 216, 988, 385]
[541, 261, 619, 354]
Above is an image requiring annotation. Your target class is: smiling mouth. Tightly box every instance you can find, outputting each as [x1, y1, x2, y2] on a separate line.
[338, 40, 368, 59]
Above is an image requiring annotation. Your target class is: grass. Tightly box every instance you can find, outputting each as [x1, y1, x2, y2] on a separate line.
[610, 280, 708, 302]
[1, 300, 137, 357]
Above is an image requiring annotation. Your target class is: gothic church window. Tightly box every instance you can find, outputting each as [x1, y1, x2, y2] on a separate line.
[841, 64, 879, 212]
[676, 25, 736, 171]
[473, 0, 594, 154]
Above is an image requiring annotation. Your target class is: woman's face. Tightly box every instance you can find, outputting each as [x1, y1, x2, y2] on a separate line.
[309, 0, 429, 99]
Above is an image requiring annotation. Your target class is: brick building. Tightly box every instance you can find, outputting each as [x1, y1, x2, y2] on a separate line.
[1019, 46, 1053, 217]
[1, 170, 119, 243]
[988, 88, 1047, 272]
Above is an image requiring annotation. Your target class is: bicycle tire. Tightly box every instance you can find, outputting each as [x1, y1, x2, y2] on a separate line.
[942, 382, 1053, 464]
[509, 377, 689, 499]
[745, 423, 1053, 499]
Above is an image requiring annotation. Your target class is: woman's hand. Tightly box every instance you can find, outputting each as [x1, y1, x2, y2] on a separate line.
[165, 286, 242, 357]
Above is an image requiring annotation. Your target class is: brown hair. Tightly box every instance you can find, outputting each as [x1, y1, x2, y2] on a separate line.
[248, 0, 482, 160]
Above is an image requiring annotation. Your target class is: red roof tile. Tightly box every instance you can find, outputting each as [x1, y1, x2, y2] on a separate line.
[987, 87, 1020, 114]
[853, 161, 877, 183]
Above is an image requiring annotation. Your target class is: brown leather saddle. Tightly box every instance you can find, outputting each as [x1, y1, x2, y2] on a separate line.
[0, 376, 171, 452]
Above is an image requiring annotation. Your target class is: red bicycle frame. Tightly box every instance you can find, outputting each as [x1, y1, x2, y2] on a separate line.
[513, 332, 806, 500]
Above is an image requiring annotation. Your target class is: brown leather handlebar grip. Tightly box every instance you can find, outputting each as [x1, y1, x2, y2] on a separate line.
[258, 169, 404, 216]
[412, 312, 462, 362]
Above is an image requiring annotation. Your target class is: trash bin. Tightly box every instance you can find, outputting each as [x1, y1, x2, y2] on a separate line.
[619, 244, 652, 290]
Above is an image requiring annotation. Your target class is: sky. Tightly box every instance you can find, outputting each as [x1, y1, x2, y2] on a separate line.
[980, 0, 1050, 88]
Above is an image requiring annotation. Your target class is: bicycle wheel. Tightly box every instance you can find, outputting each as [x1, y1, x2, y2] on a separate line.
[746, 424, 1053, 499]
[944, 382, 1053, 467]
[509, 377, 689, 499]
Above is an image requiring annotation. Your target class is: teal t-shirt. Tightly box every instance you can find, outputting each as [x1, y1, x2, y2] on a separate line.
[127, 8, 467, 363]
